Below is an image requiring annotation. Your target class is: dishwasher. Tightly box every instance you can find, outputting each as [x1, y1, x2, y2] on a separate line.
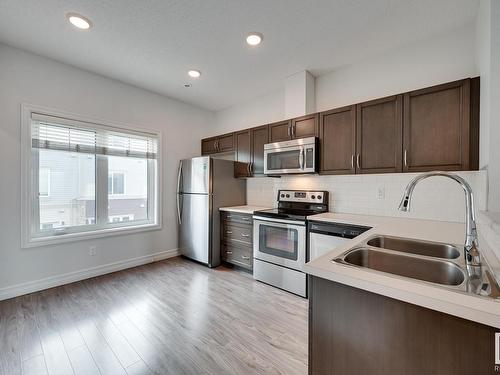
[308, 221, 371, 261]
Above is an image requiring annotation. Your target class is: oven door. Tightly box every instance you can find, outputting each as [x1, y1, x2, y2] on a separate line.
[253, 217, 306, 271]
[264, 143, 316, 175]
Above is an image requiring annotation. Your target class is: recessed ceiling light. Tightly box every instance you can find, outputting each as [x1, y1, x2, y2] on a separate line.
[188, 70, 201, 78]
[246, 32, 263, 46]
[67, 13, 92, 30]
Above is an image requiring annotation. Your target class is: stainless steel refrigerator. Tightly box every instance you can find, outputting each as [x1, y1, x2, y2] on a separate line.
[177, 156, 246, 267]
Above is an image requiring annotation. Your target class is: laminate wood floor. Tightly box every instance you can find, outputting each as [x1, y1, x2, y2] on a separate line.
[0, 257, 308, 375]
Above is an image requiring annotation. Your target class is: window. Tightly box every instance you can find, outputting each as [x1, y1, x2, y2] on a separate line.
[22, 106, 160, 246]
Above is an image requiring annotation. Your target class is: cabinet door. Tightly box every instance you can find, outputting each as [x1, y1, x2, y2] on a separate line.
[403, 79, 471, 172]
[292, 113, 318, 139]
[250, 125, 269, 175]
[356, 95, 403, 174]
[319, 106, 356, 175]
[269, 120, 292, 142]
[201, 137, 217, 155]
[235, 130, 251, 177]
[217, 133, 235, 152]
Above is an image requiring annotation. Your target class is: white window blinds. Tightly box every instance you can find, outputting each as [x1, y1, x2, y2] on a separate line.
[31, 113, 158, 159]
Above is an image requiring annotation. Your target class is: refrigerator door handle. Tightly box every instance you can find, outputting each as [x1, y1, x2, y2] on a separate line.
[177, 160, 183, 193]
[177, 161, 183, 224]
[177, 193, 182, 225]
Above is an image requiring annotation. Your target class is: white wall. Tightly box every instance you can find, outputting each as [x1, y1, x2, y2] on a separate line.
[315, 23, 477, 111]
[476, 0, 500, 213]
[476, 0, 491, 169]
[213, 24, 478, 135]
[0, 43, 215, 295]
[215, 88, 284, 134]
[487, 0, 500, 213]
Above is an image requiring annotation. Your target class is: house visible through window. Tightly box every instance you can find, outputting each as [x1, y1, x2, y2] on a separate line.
[108, 172, 125, 195]
[39, 167, 50, 197]
[25, 109, 159, 245]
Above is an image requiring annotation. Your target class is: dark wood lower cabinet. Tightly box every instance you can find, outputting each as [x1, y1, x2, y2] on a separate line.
[220, 212, 253, 271]
[308, 276, 497, 375]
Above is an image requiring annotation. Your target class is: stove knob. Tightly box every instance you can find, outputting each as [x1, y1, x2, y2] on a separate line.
[280, 194, 285, 198]
[285, 194, 290, 198]
[311, 195, 316, 199]
[317, 195, 322, 200]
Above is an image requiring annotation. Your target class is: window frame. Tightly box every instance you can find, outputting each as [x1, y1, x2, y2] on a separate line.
[21, 103, 162, 248]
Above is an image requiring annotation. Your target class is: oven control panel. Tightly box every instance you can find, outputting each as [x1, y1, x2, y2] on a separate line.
[278, 190, 328, 204]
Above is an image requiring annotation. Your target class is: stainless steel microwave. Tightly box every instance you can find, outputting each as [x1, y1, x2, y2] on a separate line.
[264, 137, 317, 175]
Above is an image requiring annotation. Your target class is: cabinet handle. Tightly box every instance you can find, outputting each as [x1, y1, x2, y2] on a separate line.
[241, 255, 250, 260]
[356, 154, 361, 170]
[226, 251, 233, 255]
[287, 125, 291, 137]
[291, 124, 295, 138]
[226, 230, 233, 234]
[216, 139, 220, 152]
[241, 216, 250, 221]
[351, 154, 355, 170]
[240, 233, 250, 238]
[404, 149, 408, 168]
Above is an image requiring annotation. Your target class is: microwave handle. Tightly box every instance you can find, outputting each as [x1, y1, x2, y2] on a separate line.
[299, 147, 305, 170]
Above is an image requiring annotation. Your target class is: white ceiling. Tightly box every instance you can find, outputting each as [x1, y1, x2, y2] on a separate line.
[0, 0, 479, 111]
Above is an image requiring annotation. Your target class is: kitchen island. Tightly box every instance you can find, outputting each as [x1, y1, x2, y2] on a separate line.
[304, 214, 500, 375]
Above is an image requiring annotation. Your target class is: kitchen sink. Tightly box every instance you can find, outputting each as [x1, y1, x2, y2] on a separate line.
[366, 235, 461, 259]
[337, 247, 465, 286]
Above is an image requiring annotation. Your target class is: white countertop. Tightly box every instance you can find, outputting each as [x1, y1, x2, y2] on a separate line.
[219, 205, 272, 214]
[304, 213, 500, 328]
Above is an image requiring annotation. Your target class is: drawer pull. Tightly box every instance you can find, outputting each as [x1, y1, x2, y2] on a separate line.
[241, 217, 250, 221]
[240, 233, 250, 238]
[226, 251, 233, 255]
[226, 231, 233, 234]
[241, 255, 250, 260]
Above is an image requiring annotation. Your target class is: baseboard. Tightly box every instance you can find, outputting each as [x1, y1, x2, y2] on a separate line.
[0, 248, 180, 301]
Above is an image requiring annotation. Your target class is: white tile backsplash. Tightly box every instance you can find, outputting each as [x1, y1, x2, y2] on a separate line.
[247, 170, 488, 223]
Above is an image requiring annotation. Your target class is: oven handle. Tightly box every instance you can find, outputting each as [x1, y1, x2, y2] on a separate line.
[253, 216, 306, 227]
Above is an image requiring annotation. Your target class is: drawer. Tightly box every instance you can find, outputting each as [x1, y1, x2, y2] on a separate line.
[222, 243, 253, 270]
[222, 223, 252, 244]
[222, 211, 253, 225]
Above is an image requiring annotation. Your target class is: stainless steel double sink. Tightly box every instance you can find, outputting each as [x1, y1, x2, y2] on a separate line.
[334, 235, 499, 297]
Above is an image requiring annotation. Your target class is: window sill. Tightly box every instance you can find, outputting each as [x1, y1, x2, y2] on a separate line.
[22, 222, 161, 248]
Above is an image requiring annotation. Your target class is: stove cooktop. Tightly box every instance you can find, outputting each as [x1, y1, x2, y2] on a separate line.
[253, 190, 329, 222]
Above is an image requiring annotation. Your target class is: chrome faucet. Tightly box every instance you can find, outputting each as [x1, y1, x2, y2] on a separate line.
[398, 171, 482, 282]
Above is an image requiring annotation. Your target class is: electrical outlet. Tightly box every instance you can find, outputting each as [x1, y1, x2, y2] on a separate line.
[377, 186, 386, 200]
[89, 246, 97, 256]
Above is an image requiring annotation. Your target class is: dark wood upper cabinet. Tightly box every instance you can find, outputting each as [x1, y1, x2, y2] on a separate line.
[250, 125, 269, 176]
[319, 106, 356, 175]
[201, 137, 218, 155]
[356, 95, 403, 174]
[201, 133, 234, 155]
[234, 130, 251, 177]
[202, 78, 479, 175]
[234, 125, 269, 177]
[403, 79, 474, 172]
[268, 120, 292, 142]
[292, 113, 319, 139]
[217, 133, 235, 153]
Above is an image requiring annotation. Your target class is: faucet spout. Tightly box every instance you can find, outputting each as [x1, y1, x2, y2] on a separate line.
[398, 172, 482, 279]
